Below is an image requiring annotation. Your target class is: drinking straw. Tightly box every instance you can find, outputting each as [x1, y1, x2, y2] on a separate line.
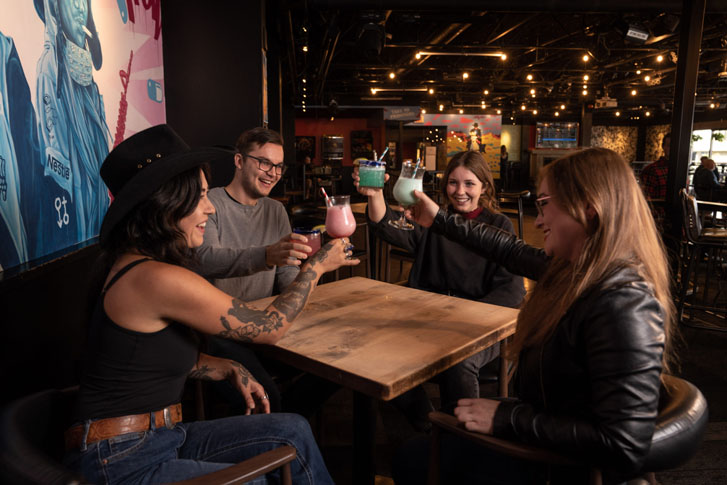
[378, 146, 389, 161]
[320, 187, 332, 207]
[413, 159, 421, 177]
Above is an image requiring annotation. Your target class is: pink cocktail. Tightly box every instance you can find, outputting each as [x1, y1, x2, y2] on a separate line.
[325, 195, 356, 238]
[293, 228, 322, 256]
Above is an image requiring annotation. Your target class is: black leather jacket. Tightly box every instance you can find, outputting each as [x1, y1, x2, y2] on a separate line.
[431, 210, 665, 480]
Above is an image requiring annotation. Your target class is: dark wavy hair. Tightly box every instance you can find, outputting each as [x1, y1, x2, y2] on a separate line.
[101, 164, 210, 268]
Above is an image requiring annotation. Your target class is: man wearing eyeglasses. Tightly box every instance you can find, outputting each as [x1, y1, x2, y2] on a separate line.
[196, 127, 315, 414]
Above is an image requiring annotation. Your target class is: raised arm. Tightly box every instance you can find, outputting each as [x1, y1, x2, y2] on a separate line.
[406, 190, 547, 280]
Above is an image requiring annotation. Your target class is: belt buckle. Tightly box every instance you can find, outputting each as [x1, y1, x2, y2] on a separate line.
[163, 407, 173, 429]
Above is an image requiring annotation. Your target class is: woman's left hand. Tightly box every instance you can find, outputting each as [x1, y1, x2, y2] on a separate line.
[227, 361, 271, 415]
[454, 398, 500, 434]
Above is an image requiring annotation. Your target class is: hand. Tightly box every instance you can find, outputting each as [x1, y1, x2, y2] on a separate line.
[404, 190, 439, 228]
[353, 166, 390, 197]
[266, 233, 312, 267]
[227, 361, 271, 415]
[308, 237, 360, 273]
[454, 398, 500, 434]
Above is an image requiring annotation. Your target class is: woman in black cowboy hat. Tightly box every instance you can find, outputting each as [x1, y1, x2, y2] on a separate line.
[64, 125, 356, 484]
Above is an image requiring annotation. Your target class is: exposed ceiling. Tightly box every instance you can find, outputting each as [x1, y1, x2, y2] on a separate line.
[278, 2, 727, 123]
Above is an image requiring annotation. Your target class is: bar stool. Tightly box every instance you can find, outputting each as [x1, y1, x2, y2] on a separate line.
[677, 189, 727, 329]
[498, 190, 530, 237]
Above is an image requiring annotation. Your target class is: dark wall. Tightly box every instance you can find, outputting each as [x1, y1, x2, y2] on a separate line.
[161, 0, 266, 187]
[0, 244, 100, 404]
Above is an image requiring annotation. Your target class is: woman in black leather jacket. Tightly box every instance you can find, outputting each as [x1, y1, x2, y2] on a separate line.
[393, 147, 676, 484]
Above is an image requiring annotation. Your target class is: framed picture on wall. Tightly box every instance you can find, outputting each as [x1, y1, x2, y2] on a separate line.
[295, 136, 316, 162]
[351, 130, 374, 160]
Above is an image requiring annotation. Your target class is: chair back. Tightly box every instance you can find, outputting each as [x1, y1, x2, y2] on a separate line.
[641, 374, 709, 472]
[680, 188, 703, 243]
[0, 387, 82, 484]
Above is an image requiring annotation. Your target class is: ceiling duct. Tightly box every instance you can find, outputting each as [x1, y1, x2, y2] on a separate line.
[359, 23, 385, 58]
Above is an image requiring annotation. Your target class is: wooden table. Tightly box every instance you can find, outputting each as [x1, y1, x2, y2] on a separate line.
[249, 277, 519, 484]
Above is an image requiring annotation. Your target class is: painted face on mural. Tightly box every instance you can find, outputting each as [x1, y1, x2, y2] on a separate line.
[58, 0, 89, 47]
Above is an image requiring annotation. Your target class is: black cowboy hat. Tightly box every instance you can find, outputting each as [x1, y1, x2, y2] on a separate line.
[99, 124, 232, 244]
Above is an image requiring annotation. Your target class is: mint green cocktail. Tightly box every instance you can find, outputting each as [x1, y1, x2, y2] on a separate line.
[389, 161, 426, 231]
[392, 177, 423, 206]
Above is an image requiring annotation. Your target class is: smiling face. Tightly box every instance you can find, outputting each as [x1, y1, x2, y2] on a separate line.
[58, 0, 89, 47]
[446, 166, 484, 213]
[235, 142, 284, 203]
[178, 170, 215, 248]
[534, 177, 587, 262]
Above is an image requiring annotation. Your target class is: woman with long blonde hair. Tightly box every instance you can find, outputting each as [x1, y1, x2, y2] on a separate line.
[394, 147, 675, 484]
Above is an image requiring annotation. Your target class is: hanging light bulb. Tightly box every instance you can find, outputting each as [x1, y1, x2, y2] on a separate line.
[583, 74, 590, 81]
[644, 75, 651, 82]
[560, 104, 566, 110]
[631, 89, 637, 96]
[582, 54, 589, 62]
[656, 54, 664, 62]
[526, 74, 533, 81]
[389, 72, 396, 79]
[462, 72, 469, 80]
[496, 109, 501, 114]
[428, 88, 435, 95]
[484, 89, 489, 95]
[439, 104, 444, 111]
[615, 111, 621, 116]
[555, 111, 560, 117]
[521, 104, 526, 111]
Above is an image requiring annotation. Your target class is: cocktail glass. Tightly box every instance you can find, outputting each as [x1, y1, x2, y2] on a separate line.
[358, 160, 386, 188]
[293, 227, 322, 256]
[389, 161, 425, 230]
[325, 195, 357, 239]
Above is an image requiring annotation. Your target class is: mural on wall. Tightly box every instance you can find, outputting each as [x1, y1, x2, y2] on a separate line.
[646, 124, 671, 162]
[409, 114, 502, 176]
[591, 126, 638, 162]
[0, 0, 165, 271]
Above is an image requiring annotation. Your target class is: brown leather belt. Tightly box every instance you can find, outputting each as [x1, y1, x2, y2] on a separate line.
[65, 403, 182, 450]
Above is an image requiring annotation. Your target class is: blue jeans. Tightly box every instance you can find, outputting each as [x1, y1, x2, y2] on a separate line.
[64, 413, 334, 484]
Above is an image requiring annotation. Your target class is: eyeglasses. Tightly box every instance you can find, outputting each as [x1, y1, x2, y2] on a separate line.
[245, 154, 287, 175]
[535, 195, 551, 217]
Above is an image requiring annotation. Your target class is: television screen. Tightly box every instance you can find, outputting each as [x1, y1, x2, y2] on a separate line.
[536, 122, 579, 148]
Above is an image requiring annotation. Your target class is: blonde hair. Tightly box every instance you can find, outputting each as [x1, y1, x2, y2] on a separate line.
[510, 148, 676, 373]
[440, 150, 499, 212]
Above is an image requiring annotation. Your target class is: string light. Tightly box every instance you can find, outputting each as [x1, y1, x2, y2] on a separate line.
[530, 88, 536, 95]
[582, 89, 588, 95]
[615, 111, 621, 116]
[371, 88, 378, 94]
[496, 109, 501, 114]
[645, 111, 651, 117]
[302, 45, 308, 52]
[555, 111, 560, 117]
[428, 88, 435, 94]
[560, 104, 566, 110]
[532, 109, 538, 115]
[521, 104, 527, 110]
[710, 103, 716, 109]
[656, 55, 664, 62]
[636, 69, 641, 75]
[483, 89, 489, 95]
[631, 89, 637, 96]
[583, 74, 589, 81]
[500, 53, 507, 60]
[526, 74, 533, 81]
[644, 75, 651, 82]
[302, 78, 307, 83]
[582, 54, 589, 62]
[462, 72, 469, 80]
[439, 104, 444, 111]
[415, 52, 422, 59]
[459, 108, 464, 114]
[389, 72, 396, 79]
[422, 108, 426, 114]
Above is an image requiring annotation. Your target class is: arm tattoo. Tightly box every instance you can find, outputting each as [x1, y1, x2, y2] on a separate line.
[188, 364, 215, 380]
[232, 361, 252, 387]
[272, 267, 318, 321]
[217, 298, 285, 342]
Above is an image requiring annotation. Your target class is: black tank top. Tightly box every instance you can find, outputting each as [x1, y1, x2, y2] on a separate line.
[74, 258, 199, 421]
